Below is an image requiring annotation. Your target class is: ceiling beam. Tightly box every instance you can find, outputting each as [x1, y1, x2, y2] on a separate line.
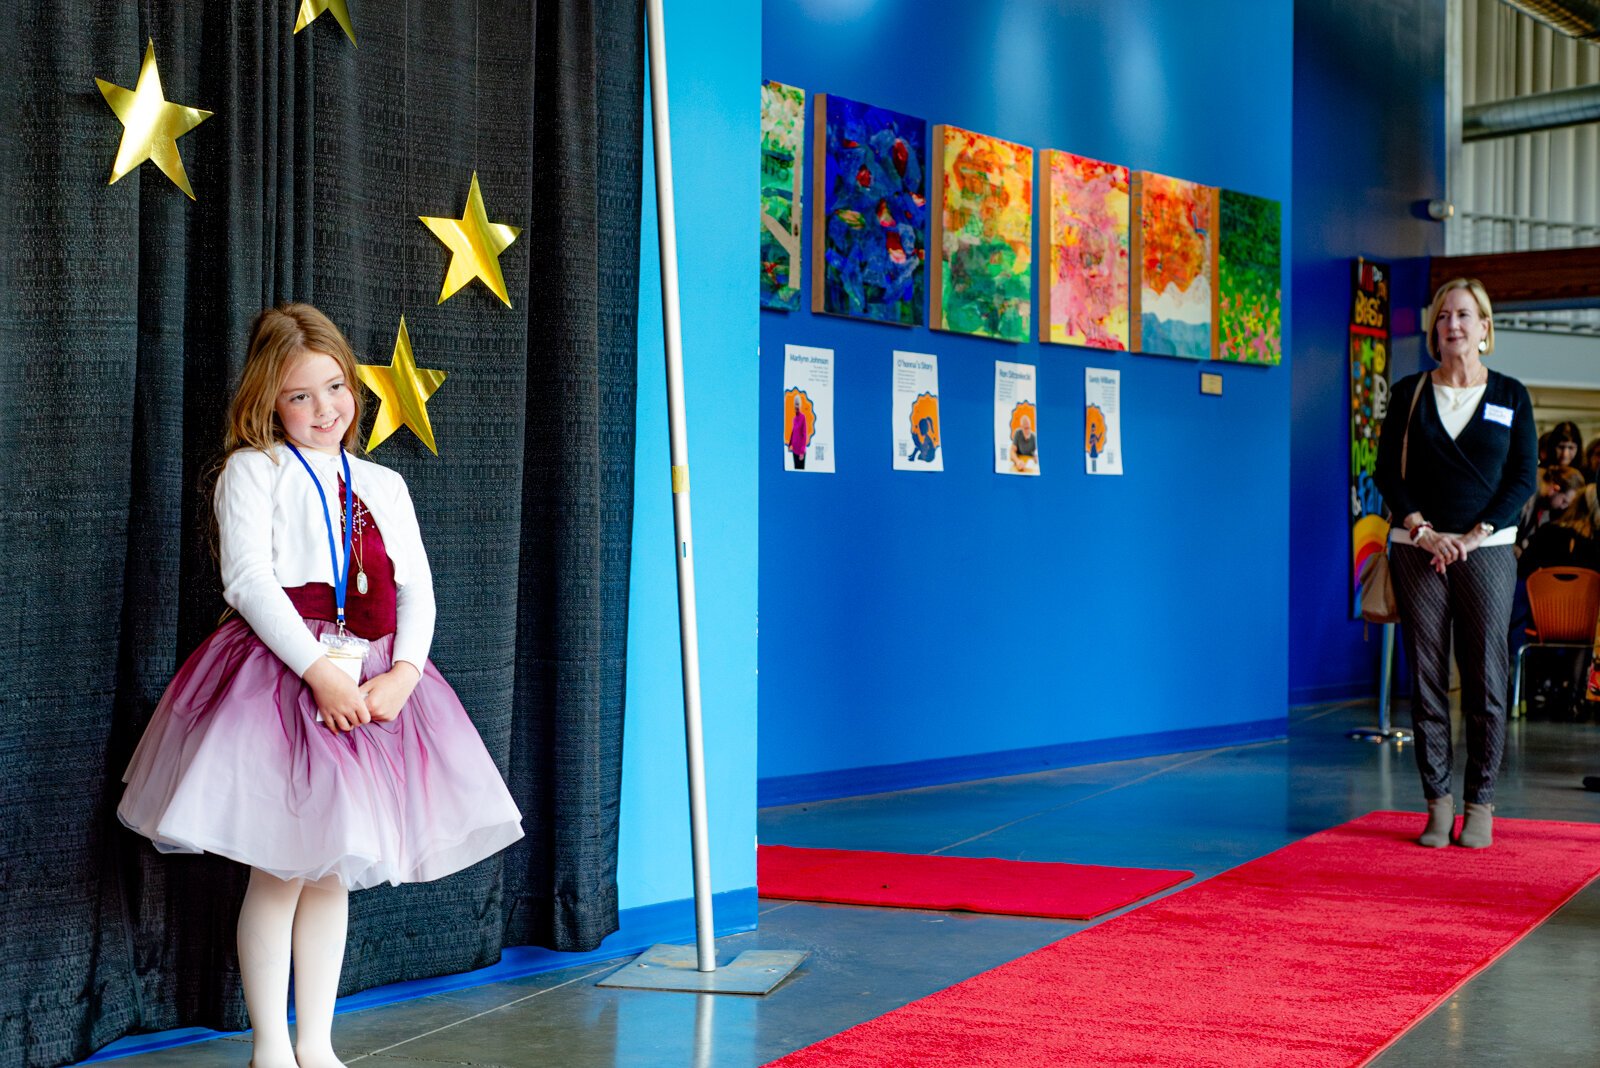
[1430, 247, 1600, 308]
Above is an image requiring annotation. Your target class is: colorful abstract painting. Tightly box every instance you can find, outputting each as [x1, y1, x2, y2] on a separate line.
[760, 80, 805, 311]
[1040, 151, 1129, 350]
[1130, 172, 1215, 359]
[1217, 190, 1282, 365]
[811, 94, 927, 325]
[930, 125, 1033, 342]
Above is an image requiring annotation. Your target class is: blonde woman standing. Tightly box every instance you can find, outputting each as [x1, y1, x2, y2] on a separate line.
[1374, 279, 1537, 849]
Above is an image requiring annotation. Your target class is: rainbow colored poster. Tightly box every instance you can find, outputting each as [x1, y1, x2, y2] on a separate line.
[783, 345, 835, 473]
[892, 351, 942, 471]
[1350, 259, 1391, 618]
[994, 361, 1039, 476]
[1040, 150, 1129, 350]
[1130, 172, 1216, 359]
[930, 125, 1033, 342]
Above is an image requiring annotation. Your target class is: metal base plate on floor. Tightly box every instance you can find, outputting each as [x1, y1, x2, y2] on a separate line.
[596, 944, 808, 995]
[1346, 726, 1412, 745]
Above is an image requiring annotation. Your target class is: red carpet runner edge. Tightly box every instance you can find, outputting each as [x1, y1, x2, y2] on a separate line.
[759, 845, 1193, 920]
[764, 812, 1600, 1068]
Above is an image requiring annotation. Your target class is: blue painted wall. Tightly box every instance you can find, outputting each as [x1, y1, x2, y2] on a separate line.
[620, 0, 758, 910]
[1288, 0, 1445, 704]
[759, 0, 1294, 790]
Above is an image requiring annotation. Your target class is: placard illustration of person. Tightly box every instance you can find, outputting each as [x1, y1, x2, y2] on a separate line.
[1010, 402, 1038, 473]
[1086, 403, 1107, 473]
[909, 393, 940, 463]
[786, 388, 815, 470]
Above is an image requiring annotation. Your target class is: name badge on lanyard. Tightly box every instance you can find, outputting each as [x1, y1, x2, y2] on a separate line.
[286, 443, 370, 681]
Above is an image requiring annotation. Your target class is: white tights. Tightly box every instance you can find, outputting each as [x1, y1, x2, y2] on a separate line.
[237, 868, 350, 1068]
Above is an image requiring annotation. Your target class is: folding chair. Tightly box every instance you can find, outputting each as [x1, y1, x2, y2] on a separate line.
[1513, 567, 1600, 717]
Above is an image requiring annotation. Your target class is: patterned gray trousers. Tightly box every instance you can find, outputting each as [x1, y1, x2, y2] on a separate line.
[1390, 542, 1516, 804]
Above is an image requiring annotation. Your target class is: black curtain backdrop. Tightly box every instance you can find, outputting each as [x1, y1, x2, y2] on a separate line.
[0, 2, 643, 1065]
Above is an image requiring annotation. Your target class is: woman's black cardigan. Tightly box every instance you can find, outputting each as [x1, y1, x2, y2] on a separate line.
[1373, 369, 1537, 535]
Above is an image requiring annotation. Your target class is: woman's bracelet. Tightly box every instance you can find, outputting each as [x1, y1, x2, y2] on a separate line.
[1410, 521, 1434, 540]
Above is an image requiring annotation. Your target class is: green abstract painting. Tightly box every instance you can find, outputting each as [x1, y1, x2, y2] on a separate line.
[931, 124, 1033, 343]
[1217, 190, 1281, 365]
[761, 80, 805, 311]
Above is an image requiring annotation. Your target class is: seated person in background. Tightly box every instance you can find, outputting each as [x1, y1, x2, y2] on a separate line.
[1585, 437, 1600, 483]
[1513, 482, 1600, 720]
[1519, 482, 1600, 577]
[1517, 464, 1586, 554]
[1548, 421, 1583, 468]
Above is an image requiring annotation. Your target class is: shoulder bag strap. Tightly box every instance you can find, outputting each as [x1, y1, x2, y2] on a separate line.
[1400, 372, 1426, 480]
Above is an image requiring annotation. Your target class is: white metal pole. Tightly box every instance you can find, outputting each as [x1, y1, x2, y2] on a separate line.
[1378, 622, 1395, 733]
[645, 0, 717, 973]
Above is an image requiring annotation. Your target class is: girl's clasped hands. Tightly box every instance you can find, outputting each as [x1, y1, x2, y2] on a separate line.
[302, 659, 421, 733]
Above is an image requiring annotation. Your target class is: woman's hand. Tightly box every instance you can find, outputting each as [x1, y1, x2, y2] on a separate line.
[360, 661, 421, 723]
[1417, 528, 1461, 573]
[303, 657, 373, 733]
[1422, 528, 1490, 573]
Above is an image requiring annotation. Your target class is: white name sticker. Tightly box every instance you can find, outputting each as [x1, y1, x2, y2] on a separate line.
[1484, 403, 1513, 427]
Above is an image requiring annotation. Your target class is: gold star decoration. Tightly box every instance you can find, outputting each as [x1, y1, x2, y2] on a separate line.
[294, 0, 357, 45]
[420, 172, 522, 307]
[95, 40, 213, 199]
[356, 316, 448, 455]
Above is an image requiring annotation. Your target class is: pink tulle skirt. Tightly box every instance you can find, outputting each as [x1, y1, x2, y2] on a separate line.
[118, 618, 524, 891]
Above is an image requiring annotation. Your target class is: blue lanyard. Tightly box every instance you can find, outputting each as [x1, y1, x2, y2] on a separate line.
[285, 442, 354, 630]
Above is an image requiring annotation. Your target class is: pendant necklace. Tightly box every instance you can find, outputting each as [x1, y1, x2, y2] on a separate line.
[342, 491, 369, 595]
[353, 498, 368, 595]
[1436, 367, 1486, 411]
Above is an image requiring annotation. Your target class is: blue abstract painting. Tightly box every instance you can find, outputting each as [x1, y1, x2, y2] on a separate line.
[811, 93, 927, 326]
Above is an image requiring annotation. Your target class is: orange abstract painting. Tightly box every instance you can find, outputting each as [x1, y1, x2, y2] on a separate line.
[1130, 172, 1215, 359]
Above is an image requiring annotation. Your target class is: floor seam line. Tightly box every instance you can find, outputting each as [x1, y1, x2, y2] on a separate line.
[930, 749, 1223, 854]
[350, 964, 618, 1058]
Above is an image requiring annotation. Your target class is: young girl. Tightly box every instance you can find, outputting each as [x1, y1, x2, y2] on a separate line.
[118, 304, 524, 1068]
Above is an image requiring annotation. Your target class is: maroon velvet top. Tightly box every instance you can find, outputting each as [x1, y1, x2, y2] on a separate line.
[282, 481, 398, 640]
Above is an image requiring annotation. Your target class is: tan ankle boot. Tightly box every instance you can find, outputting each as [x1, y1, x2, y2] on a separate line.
[1457, 802, 1494, 848]
[1418, 796, 1454, 848]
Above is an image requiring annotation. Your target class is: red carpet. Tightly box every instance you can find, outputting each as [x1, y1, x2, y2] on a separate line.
[765, 812, 1600, 1068]
[759, 845, 1193, 919]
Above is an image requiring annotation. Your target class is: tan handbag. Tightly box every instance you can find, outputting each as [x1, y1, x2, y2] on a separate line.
[1359, 378, 1425, 624]
[1358, 553, 1399, 624]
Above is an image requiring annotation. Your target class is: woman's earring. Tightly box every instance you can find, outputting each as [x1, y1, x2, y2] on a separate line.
[1478, 338, 1488, 354]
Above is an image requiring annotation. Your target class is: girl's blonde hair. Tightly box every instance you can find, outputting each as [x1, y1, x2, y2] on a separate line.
[1556, 483, 1600, 539]
[1543, 464, 1587, 497]
[1423, 277, 1495, 360]
[225, 303, 365, 456]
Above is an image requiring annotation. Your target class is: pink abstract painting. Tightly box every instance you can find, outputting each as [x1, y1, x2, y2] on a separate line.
[1040, 150, 1129, 350]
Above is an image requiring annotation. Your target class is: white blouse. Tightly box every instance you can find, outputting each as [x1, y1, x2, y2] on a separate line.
[1432, 382, 1487, 440]
[215, 444, 436, 677]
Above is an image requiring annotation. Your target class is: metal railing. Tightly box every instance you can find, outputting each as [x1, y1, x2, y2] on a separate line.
[1454, 210, 1600, 254]
[1452, 211, 1600, 334]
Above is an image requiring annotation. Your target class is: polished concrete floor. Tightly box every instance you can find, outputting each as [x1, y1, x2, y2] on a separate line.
[102, 701, 1600, 1068]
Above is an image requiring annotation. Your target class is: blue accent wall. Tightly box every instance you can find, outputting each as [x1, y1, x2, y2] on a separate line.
[622, 0, 758, 909]
[1288, 0, 1445, 704]
[759, 1, 1295, 789]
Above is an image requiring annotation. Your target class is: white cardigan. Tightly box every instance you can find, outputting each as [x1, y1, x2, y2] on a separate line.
[216, 444, 436, 677]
